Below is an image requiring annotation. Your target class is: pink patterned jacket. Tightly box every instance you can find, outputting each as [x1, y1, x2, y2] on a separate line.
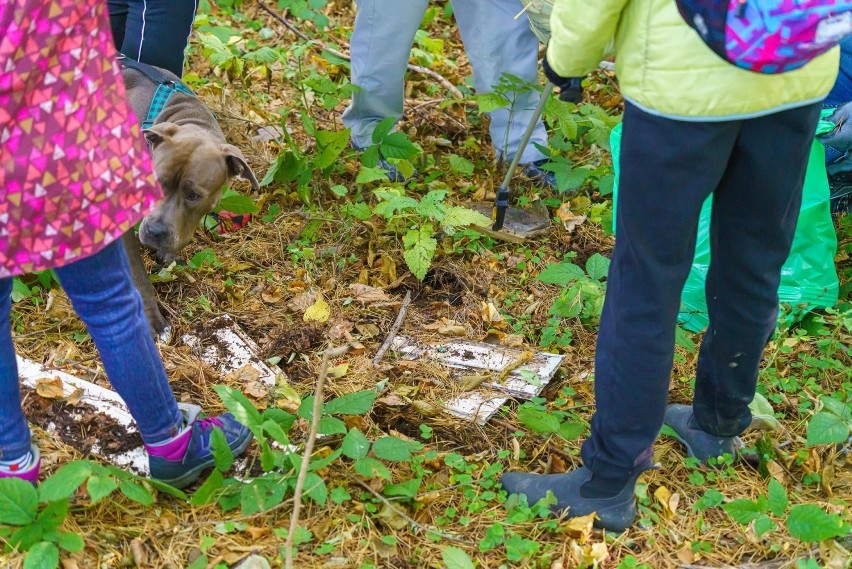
[0, 0, 162, 279]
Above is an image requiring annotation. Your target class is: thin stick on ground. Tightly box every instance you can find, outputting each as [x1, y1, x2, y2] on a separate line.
[372, 290, 412, 368]
[257, 1, 464, 100]
[285, 344, 350, 569]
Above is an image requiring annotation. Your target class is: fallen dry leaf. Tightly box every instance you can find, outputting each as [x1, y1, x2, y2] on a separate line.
[130, 538, 147, 566]
[356, 323, 380, 339]
[481, 301, 506, 328]
[304, 296, 331, 323]
[244, 380, 269, 400]
[676, 544, 695, 564]
[288, 289, 318, 312]
[65, 387, 85, 406]
[438, 324, 466, 337]
[349, 283, 390, 304]
[556, 203, 587, 232]
[563, 512, 596, 541]
[245, 526, 271, 540]
[224, 364, 261, 385]
[502, 334, 525, 347]
[261, 284, 284, 304]
[36, 376, 65, 400]
[654, 485, 679, 517]
[328, 319, 354, 340]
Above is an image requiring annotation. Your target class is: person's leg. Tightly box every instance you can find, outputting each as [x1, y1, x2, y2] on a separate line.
[341, 0, 429, 149]
[503, 103, 742, 530]
[108, 0, 130, 51]
[581, 104, 740, 479]
[691, 103, 822, 437]
[0, 278, 31, 463]
[54, 240, 184, 445]
[116, 0, 198, 77]
[451, 0, 548, 163]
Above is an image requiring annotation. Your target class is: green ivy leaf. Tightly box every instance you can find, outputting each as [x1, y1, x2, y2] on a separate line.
[325, 390, 378, 415]
[190, 469, 224, 507]
[23, 541, 59, 569]
[786, 504, 850, 542]
[213, 385, 262, 431]
[472, 92, 510, 113]
[441, 206, 491, 235]
[767, 479, 789, 517]
[330, 486, 351, 505]
[315, 129, 350, 169]
[210, 427, 235, 472]
[342, 428, 371, 460]
[753, 514, 777, 538]
[58, 531, 85, 553]
[119, 480, 154, 507]
[216, 189, 258, 215]
[517, 406, 560, 435]
[356, 165, 389, 185]
[0, 478, 38, 525]
[448, 154, 474, 176]
[38, 461, 94, 503]
[383, 478, 421, 500]
[372, 437, 422, 462]
[535, 261, 585, 286]
[86, 475, 118, 504]
[403, 225, 437, 281]
[723, 499, 765, 525]
[806, 411, 850, 447]
[585, 253, 611, 281]
[353, 457, 391, 480]
[380, 132, 418, 160]
[441, 545, 475, 569]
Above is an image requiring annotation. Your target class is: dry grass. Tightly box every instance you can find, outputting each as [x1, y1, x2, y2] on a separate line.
[2, 3, 851, 568]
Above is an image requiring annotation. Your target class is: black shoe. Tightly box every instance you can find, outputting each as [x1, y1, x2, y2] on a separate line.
[522, 159, 557, 190]
[828, 172, 852, 215]
[500, 448, 656, 532]
[664, 404, 739, 465]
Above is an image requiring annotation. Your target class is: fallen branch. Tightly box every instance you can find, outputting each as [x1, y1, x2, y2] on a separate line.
[348, 475, 475, 545]
[372, 290, 412, 368]
[257, 1, 464, 100]
[285, 344, 350, 569]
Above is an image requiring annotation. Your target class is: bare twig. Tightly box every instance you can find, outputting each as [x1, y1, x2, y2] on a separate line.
[257, 1, 464, 100]
[285, 344, 350, 569]
[372, 290, 412, 368]
[348, 475, 475, 545]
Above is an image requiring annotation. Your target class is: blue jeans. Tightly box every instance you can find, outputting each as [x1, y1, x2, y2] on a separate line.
[582, 101, 821, 478]
[108, 0, 198, 78]
[0, 239, 183, 460]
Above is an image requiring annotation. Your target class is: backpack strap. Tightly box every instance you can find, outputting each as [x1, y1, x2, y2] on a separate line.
[118, 54, 197, 129]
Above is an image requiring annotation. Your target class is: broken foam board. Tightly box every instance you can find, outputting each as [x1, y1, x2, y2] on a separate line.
[182, 314, 282, 388]
[17, 356, 149, 475]
[391, 336, 565, 424]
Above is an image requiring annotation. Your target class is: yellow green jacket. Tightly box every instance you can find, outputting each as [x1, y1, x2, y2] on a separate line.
[547, 0, 840, 120]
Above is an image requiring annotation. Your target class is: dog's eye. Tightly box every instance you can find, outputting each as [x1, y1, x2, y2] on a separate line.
[185, 189, 201, 203]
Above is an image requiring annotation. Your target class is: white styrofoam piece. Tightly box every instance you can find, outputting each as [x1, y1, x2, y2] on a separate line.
[391, 336, 564, 399]
[17, 356, 149, 475]
[182, 314, 281, 387]
[444, 391, 509, 425]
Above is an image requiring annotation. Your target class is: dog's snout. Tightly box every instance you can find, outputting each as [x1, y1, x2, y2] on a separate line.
[144, 220, 169, 240]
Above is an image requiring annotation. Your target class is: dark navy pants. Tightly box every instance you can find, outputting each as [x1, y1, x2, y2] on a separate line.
[108, 0, 198, 78]
[581, 101, 822, 478]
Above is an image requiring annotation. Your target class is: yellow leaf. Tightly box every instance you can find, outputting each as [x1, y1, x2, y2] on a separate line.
[304, 296, 330, 323]
[563, 512, 595, 541]
[327, 362, 349, 378]
[438, 325, 467, 337]
[36, 376, 65, 400]
[653, 485, 679, 517]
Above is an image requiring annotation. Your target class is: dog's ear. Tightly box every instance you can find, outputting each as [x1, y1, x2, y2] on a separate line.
[222, 144, 260, 189]
[143, 122, 180, 147]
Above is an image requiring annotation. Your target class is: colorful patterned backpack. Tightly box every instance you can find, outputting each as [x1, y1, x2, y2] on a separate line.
[676, 0, 852, 73]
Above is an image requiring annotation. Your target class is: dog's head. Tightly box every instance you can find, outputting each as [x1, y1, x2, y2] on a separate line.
[138, 122, 259, 259]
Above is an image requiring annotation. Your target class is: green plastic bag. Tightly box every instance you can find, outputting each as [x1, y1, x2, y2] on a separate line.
[611, 112, 839, 332]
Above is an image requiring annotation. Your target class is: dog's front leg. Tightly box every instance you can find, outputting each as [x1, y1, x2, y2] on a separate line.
[122, 231, 171, 343]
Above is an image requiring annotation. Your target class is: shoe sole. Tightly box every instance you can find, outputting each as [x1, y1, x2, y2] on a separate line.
[154, 432, 254, 490]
